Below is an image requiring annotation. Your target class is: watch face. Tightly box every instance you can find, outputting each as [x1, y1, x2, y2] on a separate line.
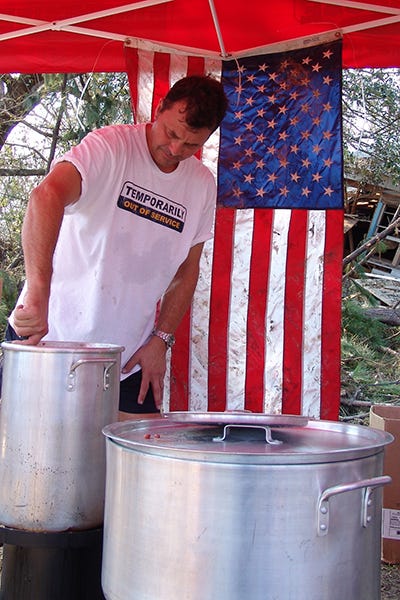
[166, 334, 175, 347]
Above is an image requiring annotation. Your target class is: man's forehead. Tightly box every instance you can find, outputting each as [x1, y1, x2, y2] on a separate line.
[162, 103, 210, 137]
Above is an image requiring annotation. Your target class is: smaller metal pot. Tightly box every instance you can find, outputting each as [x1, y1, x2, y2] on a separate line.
[0, 341, 124, 532]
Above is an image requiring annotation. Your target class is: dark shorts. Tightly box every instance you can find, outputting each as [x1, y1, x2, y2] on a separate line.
[4, 323, 21, 341]
[0, 324, 20, 391]
[119, 370, 159, 414]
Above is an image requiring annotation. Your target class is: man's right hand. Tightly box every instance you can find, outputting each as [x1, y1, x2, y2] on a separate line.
[10, 299, 49, 345]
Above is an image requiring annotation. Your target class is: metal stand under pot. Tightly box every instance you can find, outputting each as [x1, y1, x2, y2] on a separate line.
[0, 341, 124, 600]
[0, 527, 105, 600]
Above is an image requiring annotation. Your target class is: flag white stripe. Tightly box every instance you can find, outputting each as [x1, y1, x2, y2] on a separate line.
[302, 210, 326, 417]
[189, 238, 213, 411]
[164, 354, 171, 412]
[169, 53, 188, 86]
[226, 209, 253, 410]
[204, 58, 223, 81]
[136, 49, 154, 122]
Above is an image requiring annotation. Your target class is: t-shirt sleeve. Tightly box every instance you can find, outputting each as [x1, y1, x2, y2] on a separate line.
[190, 169, 217, 247]
[51, 126, 121, 214]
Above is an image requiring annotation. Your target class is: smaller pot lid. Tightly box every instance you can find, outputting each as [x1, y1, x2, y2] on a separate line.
[103, 411, 394, 465]
[1, 341, 125, 354]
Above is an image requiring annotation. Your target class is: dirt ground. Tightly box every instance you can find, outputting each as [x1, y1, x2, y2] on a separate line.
[381, 562, 400, 599]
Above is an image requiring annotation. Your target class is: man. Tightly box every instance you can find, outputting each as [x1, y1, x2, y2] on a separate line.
[8, 75, 228, 419]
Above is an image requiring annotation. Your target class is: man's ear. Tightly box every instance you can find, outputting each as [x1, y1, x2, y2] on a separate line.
[155, 98, 164, 117]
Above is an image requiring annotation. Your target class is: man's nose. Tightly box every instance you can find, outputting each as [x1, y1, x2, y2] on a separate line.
[168, 140, 183, 156]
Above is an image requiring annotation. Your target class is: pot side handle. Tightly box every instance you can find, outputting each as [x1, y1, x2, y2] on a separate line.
[67, 358, 118, 391]
[317, 475, 392, 536]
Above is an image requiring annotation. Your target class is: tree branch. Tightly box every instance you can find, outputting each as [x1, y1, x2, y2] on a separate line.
[343, 215, 400, 266]
[0, 168, 46, 176]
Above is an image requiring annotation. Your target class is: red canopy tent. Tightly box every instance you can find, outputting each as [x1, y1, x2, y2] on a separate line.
[1, 1, 398, 418]
[0, 0, 399, 73]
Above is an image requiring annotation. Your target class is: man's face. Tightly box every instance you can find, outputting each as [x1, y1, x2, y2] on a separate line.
[146, 100, 213, 173]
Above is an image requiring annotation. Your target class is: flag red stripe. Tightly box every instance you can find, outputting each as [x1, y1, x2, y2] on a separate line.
[320, 209, 344, 420]
[169, 56, 206, 410]
[169, 311, 191, 411]
[207, 208, 236, 411]
[187, 56, 206, 76]
[282, 210, 308, 414]
[244, 210, 273, 412]
[151, 52, 171, 119]
[187, 56, 206, 161]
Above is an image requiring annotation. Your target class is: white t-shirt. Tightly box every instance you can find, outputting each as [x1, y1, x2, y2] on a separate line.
[37, 123, 216, 375]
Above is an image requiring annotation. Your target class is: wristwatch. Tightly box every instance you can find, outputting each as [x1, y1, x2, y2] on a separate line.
[151, 328, 176, 348]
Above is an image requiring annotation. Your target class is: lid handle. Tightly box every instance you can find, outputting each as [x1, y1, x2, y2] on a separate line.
[212, 424, 282, 445]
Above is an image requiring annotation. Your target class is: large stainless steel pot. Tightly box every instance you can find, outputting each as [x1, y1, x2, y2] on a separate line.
[0, 340, 124, 532]
[102, 412, 393, 600]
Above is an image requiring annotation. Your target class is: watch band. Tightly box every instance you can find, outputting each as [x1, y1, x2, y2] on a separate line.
[151, 328, 176, 348]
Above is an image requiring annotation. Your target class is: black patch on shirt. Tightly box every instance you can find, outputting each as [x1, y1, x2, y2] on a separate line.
[117, 181, 186, 232]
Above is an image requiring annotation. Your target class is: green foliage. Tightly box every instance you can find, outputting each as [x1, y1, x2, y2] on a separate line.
[0, 72, 133, 339]
[0, 185, 26, 338]
[57, 73, 133, 144]
[341, 299, 400, 413]
[0, 269, 18, 337]
[342, 299, 387, 349]
[342, 68, 400, 185]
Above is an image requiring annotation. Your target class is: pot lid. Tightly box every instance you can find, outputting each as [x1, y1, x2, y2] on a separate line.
[1, 341, 125, 354]
[103, 411, 394, 465]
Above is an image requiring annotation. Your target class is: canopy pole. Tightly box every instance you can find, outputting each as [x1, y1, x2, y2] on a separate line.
[208, 0, 229, 58]
[307, 0, 400, 35]
[342, 14, 400, 34]
[307, 0, 400, 15]
[0, 0, 173, 42]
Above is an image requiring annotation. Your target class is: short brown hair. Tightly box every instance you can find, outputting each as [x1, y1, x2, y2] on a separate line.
[160, 75, 228, 132]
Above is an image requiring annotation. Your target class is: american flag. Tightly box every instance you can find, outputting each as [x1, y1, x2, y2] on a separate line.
[125, 42, 343, 419]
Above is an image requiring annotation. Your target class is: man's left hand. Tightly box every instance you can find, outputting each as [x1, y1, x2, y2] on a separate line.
[122, 336, 167, 409]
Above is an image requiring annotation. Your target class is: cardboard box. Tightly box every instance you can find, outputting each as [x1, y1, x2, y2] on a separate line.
[370, 404, 400, 564]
